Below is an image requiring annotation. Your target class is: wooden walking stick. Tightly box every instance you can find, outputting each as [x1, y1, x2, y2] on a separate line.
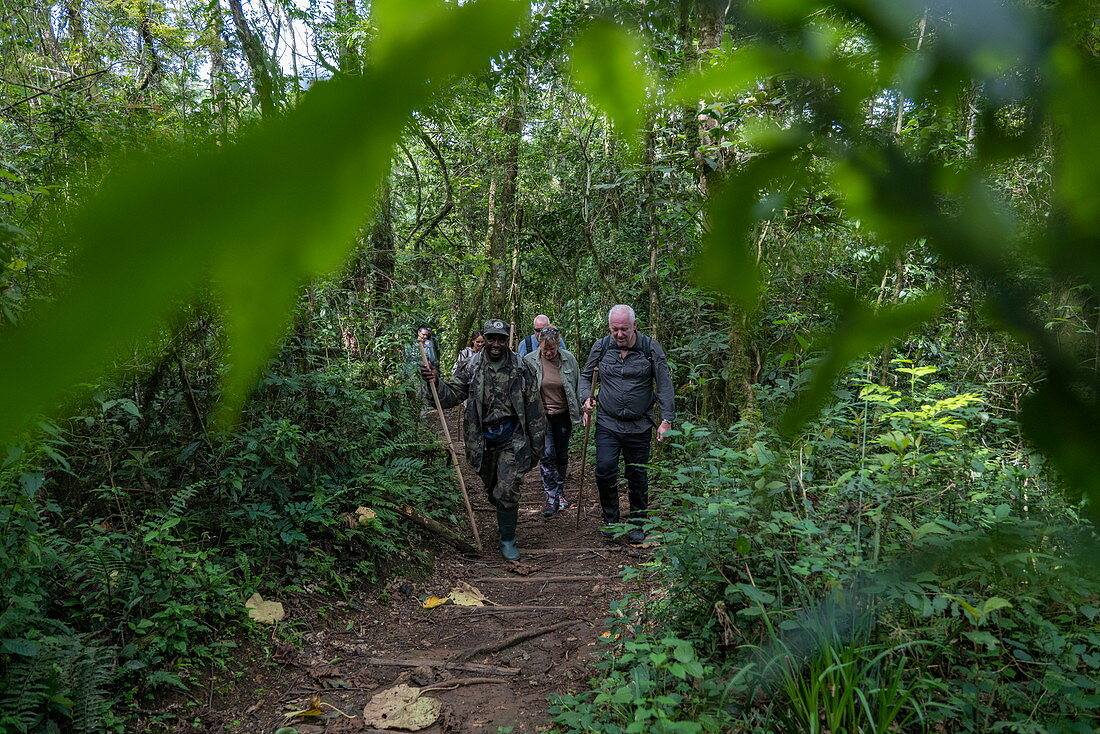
[419, 342, 483, 554]
[575, 366, 598, 528]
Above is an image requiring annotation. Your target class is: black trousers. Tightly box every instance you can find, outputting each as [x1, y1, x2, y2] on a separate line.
[593, 423, 651, 524]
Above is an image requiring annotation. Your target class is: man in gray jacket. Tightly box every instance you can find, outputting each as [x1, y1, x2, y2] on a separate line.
[580, 305, 675, 543]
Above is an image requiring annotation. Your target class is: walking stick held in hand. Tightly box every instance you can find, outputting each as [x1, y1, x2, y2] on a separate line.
[575, 366, 598, 528]
[420, 342, 483, 554]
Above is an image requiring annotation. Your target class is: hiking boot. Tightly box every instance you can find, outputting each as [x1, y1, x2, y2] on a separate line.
[541, 498, 559, 517]
[600, 526, 619, 542]
[497, 506, 521, 561]
[628, 527, 646, 544]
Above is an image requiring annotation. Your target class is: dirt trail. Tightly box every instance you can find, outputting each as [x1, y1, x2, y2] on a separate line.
[235, 406, 650, 733]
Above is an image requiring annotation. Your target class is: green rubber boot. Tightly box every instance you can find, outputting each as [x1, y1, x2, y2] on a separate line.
[497, 506, 520, 561]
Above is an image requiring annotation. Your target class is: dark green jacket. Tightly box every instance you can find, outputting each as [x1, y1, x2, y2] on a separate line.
[434, 351, 547, 473]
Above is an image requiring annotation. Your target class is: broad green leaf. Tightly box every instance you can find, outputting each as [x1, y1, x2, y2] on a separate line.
[782, 293, 945, 435]
[569, 20, 654, 157]
[980, 597, 1013, 615]
[0, 0, 526, 439]
[962, 629, 999, 651]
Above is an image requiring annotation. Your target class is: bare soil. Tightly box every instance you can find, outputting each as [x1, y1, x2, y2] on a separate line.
[165, 406, 652, 734]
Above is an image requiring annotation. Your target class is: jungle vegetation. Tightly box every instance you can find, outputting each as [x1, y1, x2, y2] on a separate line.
[1, 0, 1099, 730]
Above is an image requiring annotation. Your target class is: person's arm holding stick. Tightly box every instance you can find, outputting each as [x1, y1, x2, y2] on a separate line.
[419, 343, 483, 554]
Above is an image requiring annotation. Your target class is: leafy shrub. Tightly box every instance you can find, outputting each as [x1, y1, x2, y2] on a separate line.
[554, 364, 1100, 732]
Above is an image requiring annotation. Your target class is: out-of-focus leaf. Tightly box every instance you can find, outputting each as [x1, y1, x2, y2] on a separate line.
[569, 19, 654, 157]
[1050, 42, 1100, 232]
[0, 0, 525, 440]
[1020, 381, 1100, 520]
[669, 47, 784, 104]
[781, 294, 944, 435]
[696, 138, 807, 308]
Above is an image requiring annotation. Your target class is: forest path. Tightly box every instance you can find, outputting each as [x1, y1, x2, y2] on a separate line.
[243, 405, 652, 734]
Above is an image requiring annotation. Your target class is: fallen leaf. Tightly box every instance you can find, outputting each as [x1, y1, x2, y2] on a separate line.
[421, 595, 450, 609]
[361, 684, 440, 731]
[355, 506, 377, 524]
[284, 695, 324, 720]
[447, 581, 490, 607]
[245, 593, 285, 624]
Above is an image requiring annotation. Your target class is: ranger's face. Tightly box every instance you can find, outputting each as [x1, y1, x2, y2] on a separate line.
[484, 333, 508, 360]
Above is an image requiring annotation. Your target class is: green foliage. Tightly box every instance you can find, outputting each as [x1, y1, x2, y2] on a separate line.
[557, 362, 1100, 731]
[0, 0, 527, 439]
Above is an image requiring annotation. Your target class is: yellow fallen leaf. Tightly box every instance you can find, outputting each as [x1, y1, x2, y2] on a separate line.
[421, 595, 450, 609]
[448, 581, 490, 607]
[245, 593, 285, 624]
[600, 631, 619, 640]
[284, 695, 324, 719]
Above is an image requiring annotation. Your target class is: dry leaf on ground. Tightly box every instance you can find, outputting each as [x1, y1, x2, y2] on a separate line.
[361, 683, 440, 731]
[284, 695, 324, 720]
[421, 595, 450, 609]
[245, 593, 285, 624]
[447, 581, 490, 607]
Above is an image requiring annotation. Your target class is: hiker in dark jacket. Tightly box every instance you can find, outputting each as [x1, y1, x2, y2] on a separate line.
[579, 305, 675, 543]
[523, 327, 582, 517]
[421, 318, 546, 561]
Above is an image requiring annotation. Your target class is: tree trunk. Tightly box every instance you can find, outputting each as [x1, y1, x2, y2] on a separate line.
[227, 0, 278, 116]
[485, 80, 524, 318]
[335, 0, 360, 74]
[208, 0, 228, 137]
[370, 177, 395, 338]
[644, 117, 661, 338]
[63, 0, 92, 75]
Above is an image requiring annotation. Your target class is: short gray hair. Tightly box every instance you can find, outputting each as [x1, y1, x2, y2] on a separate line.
[608, 304, 636, 322]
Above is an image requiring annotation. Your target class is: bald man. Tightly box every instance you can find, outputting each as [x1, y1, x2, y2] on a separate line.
[517, 314, 568, 357]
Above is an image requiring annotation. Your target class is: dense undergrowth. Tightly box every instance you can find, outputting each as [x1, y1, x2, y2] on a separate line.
[0, 328, 454, 732]
[552, 359, 1100, 733]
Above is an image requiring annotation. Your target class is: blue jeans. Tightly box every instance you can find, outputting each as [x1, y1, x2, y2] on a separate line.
[540, 412, 573, 501]
[594, 424, 651, 524]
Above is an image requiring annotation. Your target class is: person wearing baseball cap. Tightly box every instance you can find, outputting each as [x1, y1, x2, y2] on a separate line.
[420, 318, 546, 561]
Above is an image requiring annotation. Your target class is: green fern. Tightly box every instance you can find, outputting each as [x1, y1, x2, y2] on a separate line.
[0, 634, 115, 733]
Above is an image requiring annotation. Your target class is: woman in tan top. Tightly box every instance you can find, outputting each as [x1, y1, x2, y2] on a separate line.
[522, 327, 582, 516]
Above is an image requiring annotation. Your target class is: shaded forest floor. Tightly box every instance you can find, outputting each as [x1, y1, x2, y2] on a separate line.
[159, 406, 653, 733]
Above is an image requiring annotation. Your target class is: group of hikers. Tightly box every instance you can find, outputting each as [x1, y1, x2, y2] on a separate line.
[414, 305, 675, 561]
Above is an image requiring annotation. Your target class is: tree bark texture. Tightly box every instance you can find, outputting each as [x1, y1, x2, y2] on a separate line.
[227, 0, 278, 116]
[486, 81, 524, 318]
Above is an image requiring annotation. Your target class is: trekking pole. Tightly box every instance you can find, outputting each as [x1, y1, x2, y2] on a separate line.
[575, 367, 598, 528]
[420, 342, 483, 554]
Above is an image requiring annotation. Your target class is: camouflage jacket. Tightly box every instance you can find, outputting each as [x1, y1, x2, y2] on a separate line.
[434, 351, 547, 473]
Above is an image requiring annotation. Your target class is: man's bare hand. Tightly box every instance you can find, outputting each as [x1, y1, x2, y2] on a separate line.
[582, 397, 595, 427]
[656, 420, 672, 442]
[420, 364, 437, 383]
